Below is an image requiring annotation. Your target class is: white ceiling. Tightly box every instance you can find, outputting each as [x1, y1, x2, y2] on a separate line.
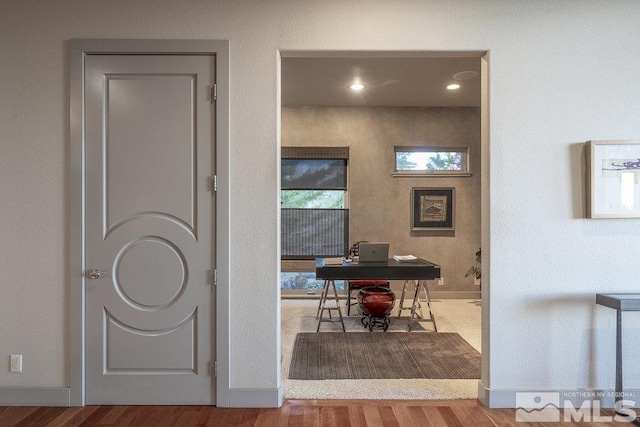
[281, 56, 482, 108]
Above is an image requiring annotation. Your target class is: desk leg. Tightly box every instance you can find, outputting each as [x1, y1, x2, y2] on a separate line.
[316, 280, 329, 319]
[316, 279, 346, 332]
[397, 280, 409, 318]
[398, 280, 424, 321]
[422, 281, 437, 332]
[407, 280, 437, 332]
[407, 280, 424, 332]
[330, 279, 345, 332]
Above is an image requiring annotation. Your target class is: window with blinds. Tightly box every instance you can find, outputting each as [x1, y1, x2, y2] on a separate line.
[281, 147, 349, 260]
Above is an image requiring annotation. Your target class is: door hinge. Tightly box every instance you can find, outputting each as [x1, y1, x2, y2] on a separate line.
[208, 361, 217, 377]
[210, 84, 217, 102]
[208, 176, 217, 193]
[208, 269, 217, 286]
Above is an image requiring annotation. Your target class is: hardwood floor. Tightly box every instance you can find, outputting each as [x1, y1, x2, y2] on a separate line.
[0, 399, 633, 426]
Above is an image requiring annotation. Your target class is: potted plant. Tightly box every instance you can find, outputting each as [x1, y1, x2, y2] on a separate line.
[464, 248, 481, 286]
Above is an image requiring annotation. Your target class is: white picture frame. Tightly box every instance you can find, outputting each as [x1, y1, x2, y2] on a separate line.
[586, 140, 640, 218]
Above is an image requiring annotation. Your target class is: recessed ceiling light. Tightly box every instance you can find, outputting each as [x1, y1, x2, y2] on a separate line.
[454, 71, 478, 81]
[447, 83, 461, 90]
[350, 83, 364, 91]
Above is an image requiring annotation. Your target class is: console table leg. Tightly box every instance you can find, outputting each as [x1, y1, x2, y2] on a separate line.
[616, 309, 622, 409]
[613, 310, 640, 425]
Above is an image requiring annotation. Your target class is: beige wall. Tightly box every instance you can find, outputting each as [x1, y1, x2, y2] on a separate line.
[3, 0, 640, 406]
[282, 106, 481, 295]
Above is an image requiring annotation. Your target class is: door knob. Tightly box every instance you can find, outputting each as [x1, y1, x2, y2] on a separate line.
[84, 269, 107, 280]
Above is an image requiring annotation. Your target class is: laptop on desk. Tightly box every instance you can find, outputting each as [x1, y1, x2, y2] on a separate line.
[358, 242, 389, 262]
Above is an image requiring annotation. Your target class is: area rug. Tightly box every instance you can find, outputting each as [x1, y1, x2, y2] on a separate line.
[288, 332, 480, 380]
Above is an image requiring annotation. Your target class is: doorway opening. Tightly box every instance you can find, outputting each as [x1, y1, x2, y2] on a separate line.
[278, 50, 489, 400]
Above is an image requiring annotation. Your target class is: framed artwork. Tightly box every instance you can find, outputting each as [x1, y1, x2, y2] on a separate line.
[411, 187, 455, 231]
[586, 140, 640, 218]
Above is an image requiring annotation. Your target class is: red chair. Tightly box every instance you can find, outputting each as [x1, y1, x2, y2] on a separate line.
[346, 241, 389, 316]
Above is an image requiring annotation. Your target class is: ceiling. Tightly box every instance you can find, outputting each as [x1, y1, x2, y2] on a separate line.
[281, 56, 482, 108]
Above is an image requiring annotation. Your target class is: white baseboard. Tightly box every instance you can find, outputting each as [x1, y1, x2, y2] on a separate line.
[478, 383, 640, 409]
[477, 381, 490, 406]
[0, 387, 70, 406]
[227, 387, 283, 408]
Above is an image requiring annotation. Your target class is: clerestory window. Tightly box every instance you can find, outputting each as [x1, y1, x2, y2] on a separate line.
[394, 146, 470, 177]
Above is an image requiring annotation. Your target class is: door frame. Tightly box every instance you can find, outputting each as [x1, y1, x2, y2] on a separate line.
[69, 39, 230, 406]
[277, 49, 490, 400]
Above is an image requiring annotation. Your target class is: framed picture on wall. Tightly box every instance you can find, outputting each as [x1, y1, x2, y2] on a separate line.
[586, 140, 640, 218]
[411, 187, 455, 231]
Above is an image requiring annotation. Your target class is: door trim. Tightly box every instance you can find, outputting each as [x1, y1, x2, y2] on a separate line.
[69, 39, 230, 406]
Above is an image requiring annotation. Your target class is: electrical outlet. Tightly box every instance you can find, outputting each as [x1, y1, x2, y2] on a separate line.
[10, 355, 22, 373]
[438, 277, 445, 286]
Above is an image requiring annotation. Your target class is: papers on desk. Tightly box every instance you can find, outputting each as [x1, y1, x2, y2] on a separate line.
[323, 257, 345, 265]
[393, 255, 417, 262]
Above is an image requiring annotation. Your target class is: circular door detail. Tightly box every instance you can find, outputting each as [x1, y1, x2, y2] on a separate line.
[113, 236, 188, 311]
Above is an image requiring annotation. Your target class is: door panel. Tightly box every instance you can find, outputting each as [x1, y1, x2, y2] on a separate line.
[84, 54, 215, 404]
[105, 74, 196, 237]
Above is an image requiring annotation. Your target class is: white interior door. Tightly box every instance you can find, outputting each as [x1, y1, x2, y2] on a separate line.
[83, 54, 215, 404]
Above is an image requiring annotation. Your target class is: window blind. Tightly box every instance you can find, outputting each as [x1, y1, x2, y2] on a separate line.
[281, 209, 349, 259]
[281, 159, 347, 190]
[281, 146, 350, 259]
[282, 146, 349, 159]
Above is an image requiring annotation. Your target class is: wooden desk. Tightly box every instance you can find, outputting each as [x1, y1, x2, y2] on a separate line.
[315, 258, 441, 332]
[595, 293, 640, 414]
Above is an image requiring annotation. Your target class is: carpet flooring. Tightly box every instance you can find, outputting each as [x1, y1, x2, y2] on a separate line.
[282, 298, 482, 400]
[289, 332, 480, 380]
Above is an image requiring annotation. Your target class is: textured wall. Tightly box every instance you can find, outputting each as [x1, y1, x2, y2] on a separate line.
[1, 0, 640, 398]
[282, 106, 481, 293]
